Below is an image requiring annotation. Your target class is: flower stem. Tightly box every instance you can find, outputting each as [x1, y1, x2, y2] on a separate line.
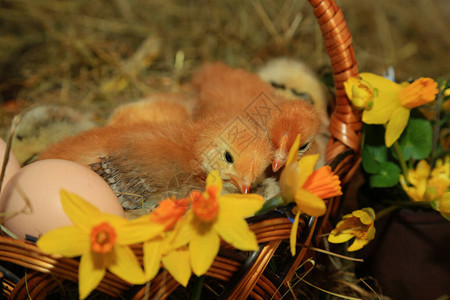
[255, 195, 285, 215]
[190, 275, 205, 300]
[393, 141, 410, 185]
[375, 201, 431, 220]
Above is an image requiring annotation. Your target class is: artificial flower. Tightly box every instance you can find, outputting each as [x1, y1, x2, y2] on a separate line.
[279, 134, 342, 255]
[170, 170, 264, 276]
[400, 155, 450, 203]
[344, 73, 438, 147]
[328, 207, 376, 252]
[37, 190, 164, 299]
[132, 197, 192, 286]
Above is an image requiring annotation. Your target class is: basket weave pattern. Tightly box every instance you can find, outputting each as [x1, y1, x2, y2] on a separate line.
[0, 0, 361, 298]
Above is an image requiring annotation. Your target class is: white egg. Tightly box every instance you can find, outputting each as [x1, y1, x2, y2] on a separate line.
[0, 138, 21, 192]
[0, 159, 125, 240]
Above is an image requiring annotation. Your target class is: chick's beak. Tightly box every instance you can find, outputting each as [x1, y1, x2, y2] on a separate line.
[272, 134, 288, 172]
[227, 174, 252, 194]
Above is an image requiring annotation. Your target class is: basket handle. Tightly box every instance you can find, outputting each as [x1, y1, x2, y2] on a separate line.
[310, 0, 362, 183]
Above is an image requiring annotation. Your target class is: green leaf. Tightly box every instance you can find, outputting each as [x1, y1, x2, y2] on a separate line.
[398, 118, 432, 160]
[362, 125, 388, 174]
[369, 161, 401, 188]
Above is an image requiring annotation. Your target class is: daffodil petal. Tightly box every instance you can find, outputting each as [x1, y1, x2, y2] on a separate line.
[360, 74, 403, 125]
[219, 194, 264, 218]
[168, 213, 196, 251]
[328, 232, 354, 243]
[385, 106, 410, 147]
[108, 245, 146, 284]
[295, 189, 327, 217]
[298, 154, 319, 187]
[347, 238, 369, 252]
[366, 224, 376, 240]
[143, 237, 163, 281]
[79, 250, 105, 300]
[60, 189, 100, 232]
[206, 170, 223, 194]
[116, 221, 164, 245]
[37, 226, 88, 257]
[162, 246, 191, 287]
[360, 73, 402, 94]
[214, 217, 258, 251]
[290, 210, 301, 256]
[286, 134, 301, 166]
[190, 229, 220, 276]
[279, 163, 302, 202]
[360, 73, 403, 117]
[352, 209, 374, 225]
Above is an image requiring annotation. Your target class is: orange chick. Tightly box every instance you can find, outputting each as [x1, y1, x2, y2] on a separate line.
[107, 91, 195, 126]
[38, 116, 273, 216]
[191, 62, 322, 172]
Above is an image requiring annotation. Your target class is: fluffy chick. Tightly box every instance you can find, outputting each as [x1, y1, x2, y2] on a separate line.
[107, 91, 195, 126]
[11, 105, 97, 165]
[257, 57, 330, 128]
[38, 116, 273, 216]
[257, 58, 331, 164]
[191, 62, 322, 171]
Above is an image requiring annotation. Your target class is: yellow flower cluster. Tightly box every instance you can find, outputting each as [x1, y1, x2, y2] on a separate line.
[400, 155, 450, 219]
[38, 171, 264, 299]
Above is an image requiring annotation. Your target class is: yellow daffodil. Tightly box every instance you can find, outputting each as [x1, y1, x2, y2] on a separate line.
[344, 73, 438, 147]
[279, 134, 342, 255]
[37, 190, 164, 299]
[400, 155, 450, 203]
[170, 170, 264, 276]
[132, 197, 192, 286]
[328, 207, 376, 252]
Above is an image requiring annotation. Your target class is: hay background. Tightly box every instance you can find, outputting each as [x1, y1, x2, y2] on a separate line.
[1, 0, 449, 135]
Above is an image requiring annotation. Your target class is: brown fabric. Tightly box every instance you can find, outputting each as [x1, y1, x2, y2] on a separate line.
[357, 209, 450, 300]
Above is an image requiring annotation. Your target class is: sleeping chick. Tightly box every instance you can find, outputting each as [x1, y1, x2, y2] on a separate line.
[38, 116, 273, 217]
[257, 57, 330, 128]
[11, 105, 97, 165]
[107, 91, 195, 126]
[191, 62, 322, 171]
[257, 57, 331, 165]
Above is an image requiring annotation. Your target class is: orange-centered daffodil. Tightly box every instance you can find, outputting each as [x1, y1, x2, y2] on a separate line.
[279, 134, 342, 255]
[37, 190, 164, 299]
[171, 170, 264, 276]
[344, 73, 438, 147]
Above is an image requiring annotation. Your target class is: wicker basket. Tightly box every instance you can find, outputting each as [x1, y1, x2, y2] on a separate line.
[0, 0, 361, 298]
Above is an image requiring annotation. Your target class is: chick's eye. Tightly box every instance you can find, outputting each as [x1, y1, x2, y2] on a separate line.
[290, 89, 314, 105]
[224, 151, 234, 163]
[298, 142, 310, 154]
